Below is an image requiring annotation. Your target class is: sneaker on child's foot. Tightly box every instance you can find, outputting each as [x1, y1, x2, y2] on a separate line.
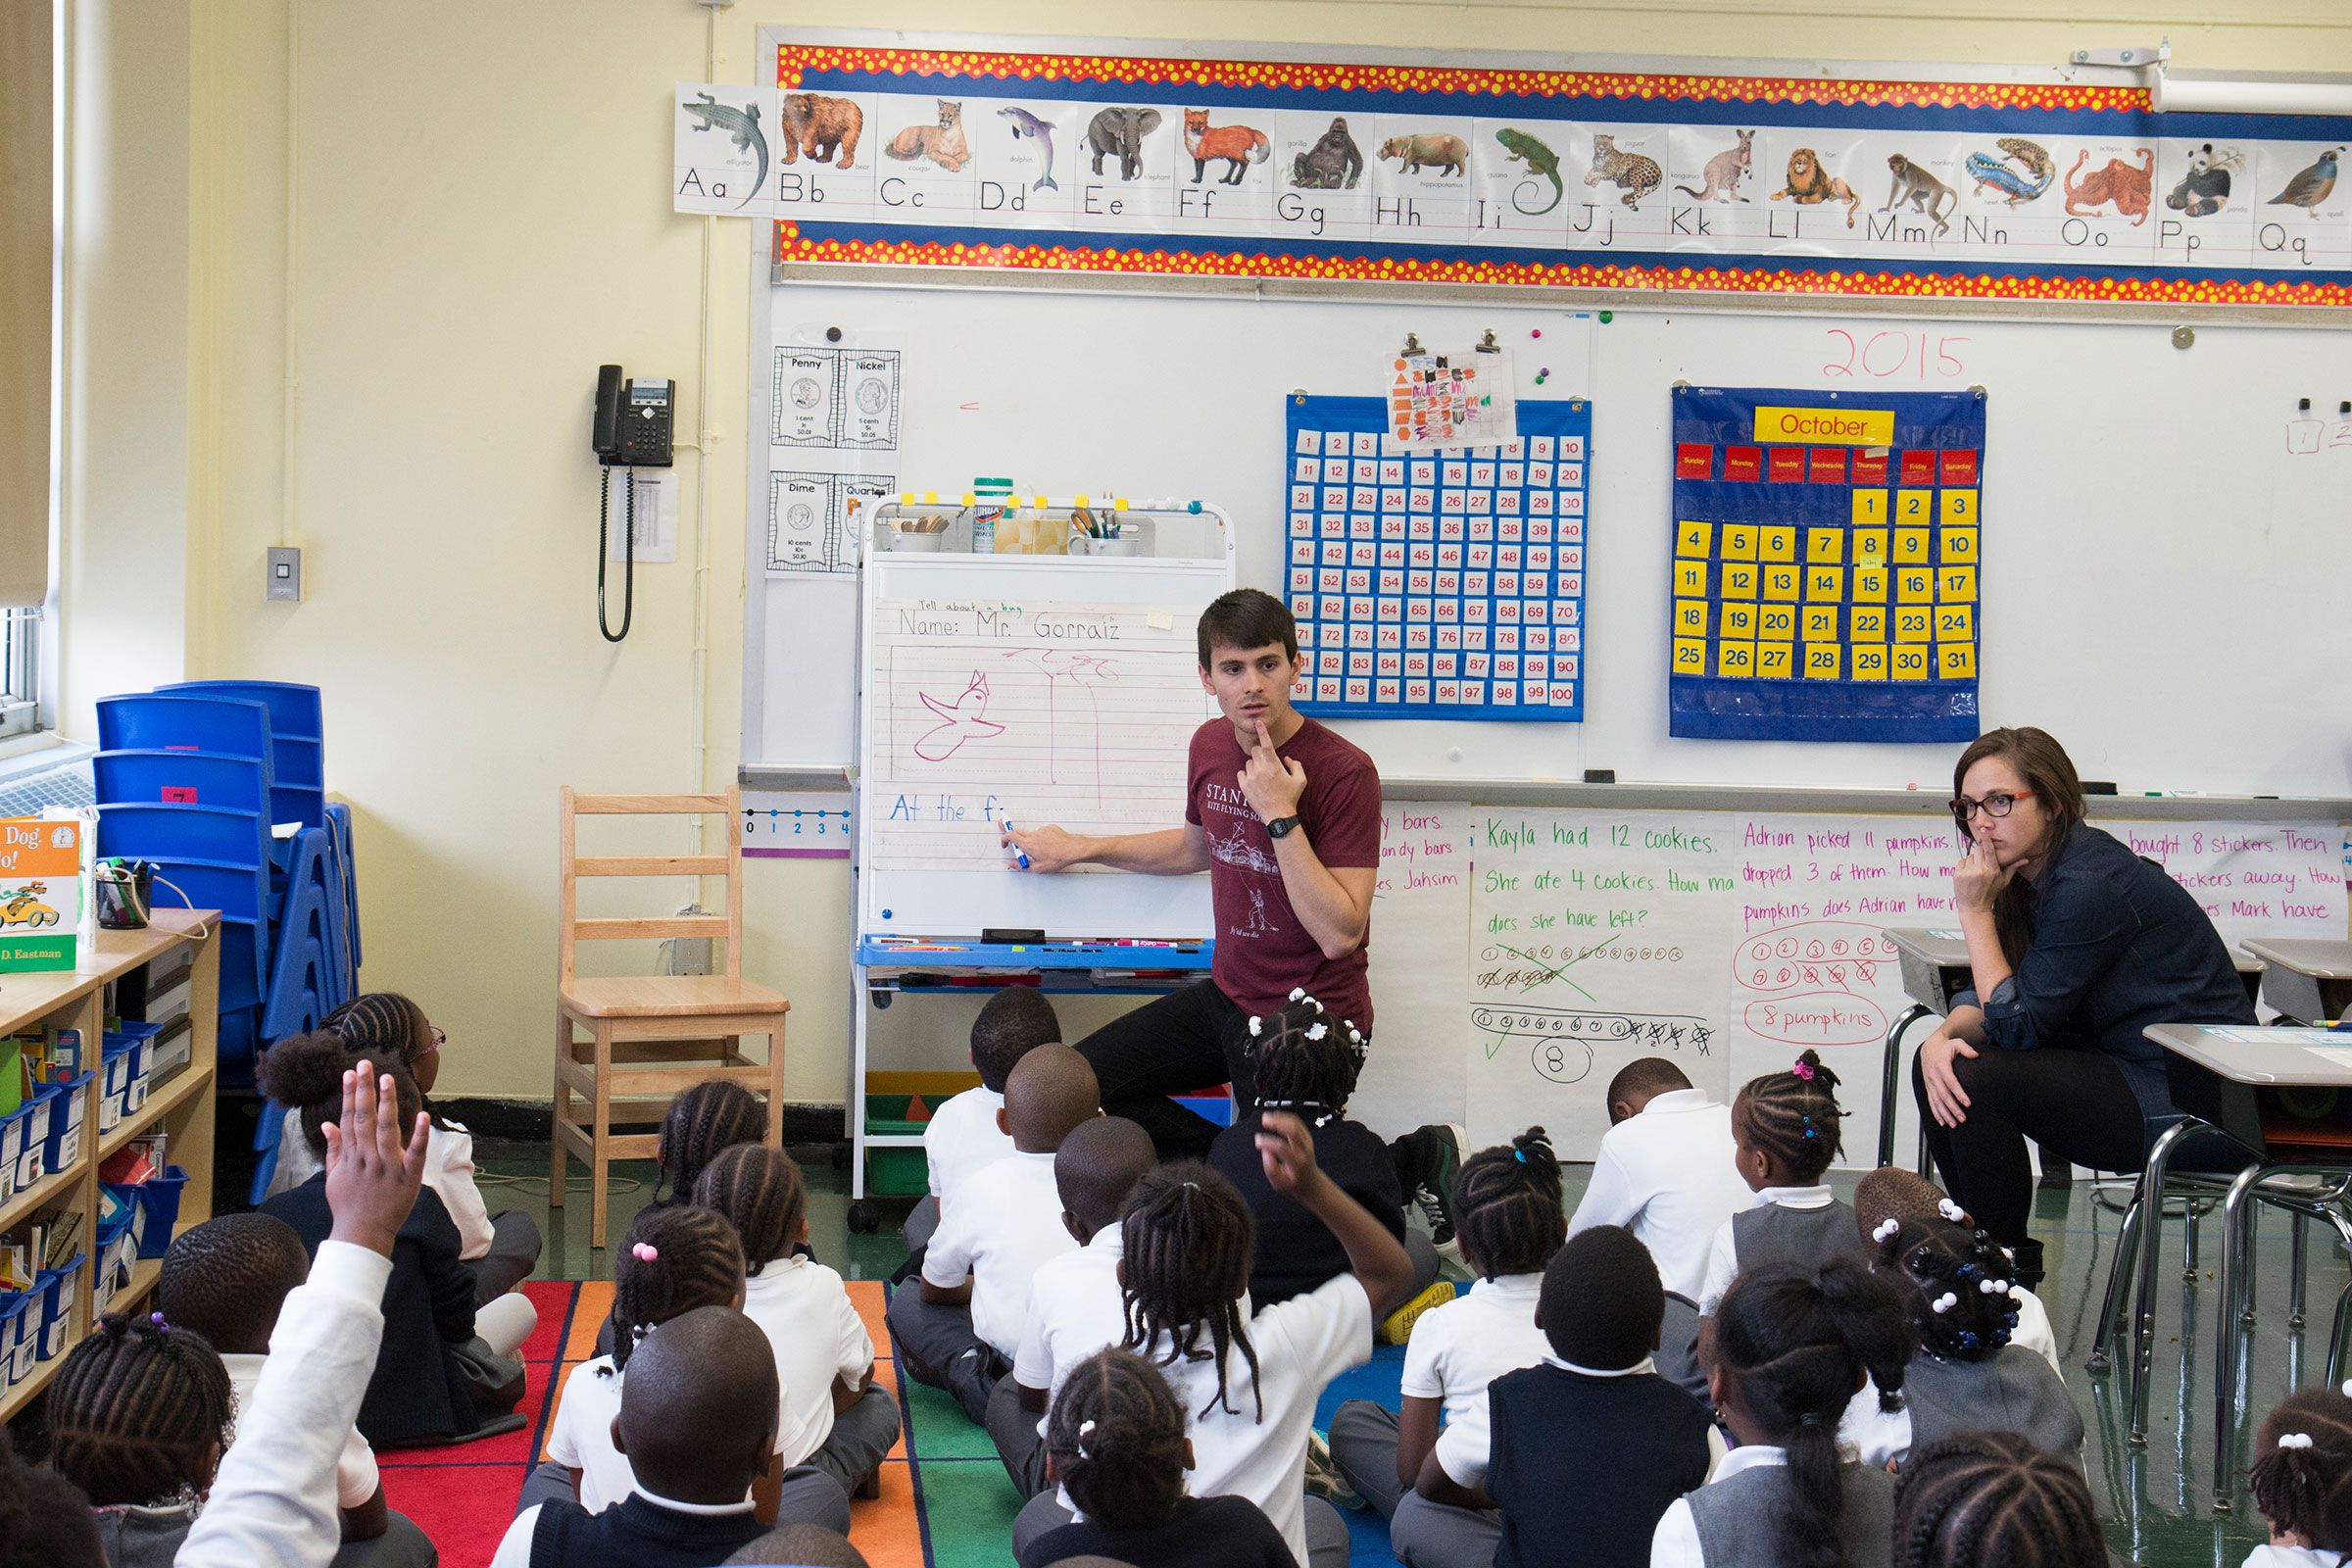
[1395, 1123, 1464, 1248]
[1305, 1428, 1364, 1510]
[1381, 1278, 1457, 1346]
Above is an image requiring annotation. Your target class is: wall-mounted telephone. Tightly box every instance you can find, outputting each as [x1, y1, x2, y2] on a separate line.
[590, 367, 675, 642]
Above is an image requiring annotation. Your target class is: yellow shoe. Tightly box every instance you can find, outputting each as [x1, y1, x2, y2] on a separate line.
[1381, 1279, 1456, 1346]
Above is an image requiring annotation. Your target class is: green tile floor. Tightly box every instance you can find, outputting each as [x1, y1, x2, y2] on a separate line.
[478, 1139, 2335, 1567]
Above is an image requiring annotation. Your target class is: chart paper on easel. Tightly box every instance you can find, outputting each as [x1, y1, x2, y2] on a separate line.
[867, 598, 1217, 872]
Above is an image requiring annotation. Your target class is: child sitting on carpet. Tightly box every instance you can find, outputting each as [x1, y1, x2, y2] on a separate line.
[50, 1309, 435, 1568]
[1017, 1348, 1297, 1568]
[1652, 1259, 1910, 1568]
[890, 1043, 1101, 1424]
[1566, 1056, 1752, 1300]
[904, 985, 1062, 1257]
[695, 1144, 901, 1497]
[1845, 1198, 2082, 1473]
[1329, 1126, 1565, 1546]
[259, 1032, 538, 1448]
[1697, 1052, 1871, 1313]
[1421, 1224, 1716, 1568]
[1853, 1166, 2061, 1376]
[1010, 1114, 1413, 1568]
[159, 1212, 416, 1552]
[271, 994, 542, 1304]
[994, 1115, 1161, 1497]
[491, 1307, 787, 1568]
[652, 1080, 768, 1208]
[2245, 1384, 2352, 1568]
[1890, 1432, 2106, 1568]
[1204, 993, 1439, 1323]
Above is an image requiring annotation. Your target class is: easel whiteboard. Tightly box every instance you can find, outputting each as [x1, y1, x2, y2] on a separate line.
[753, 278, 2352, 799]
[857, 548, 1236, 938]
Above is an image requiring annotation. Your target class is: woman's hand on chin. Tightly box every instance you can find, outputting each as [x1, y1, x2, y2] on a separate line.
[1951, 840, 2010, 913]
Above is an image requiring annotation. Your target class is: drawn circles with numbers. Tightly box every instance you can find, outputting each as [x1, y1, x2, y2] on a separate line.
[787, 504, 816, 533]
[856, 377, 890, 415]
[790, 377, 825, 410]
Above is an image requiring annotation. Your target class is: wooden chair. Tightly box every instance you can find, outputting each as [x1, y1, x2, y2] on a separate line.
[553, 787, 787, 1247]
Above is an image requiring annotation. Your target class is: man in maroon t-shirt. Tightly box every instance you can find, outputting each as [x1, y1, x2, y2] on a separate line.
[1004, 591, 1460, 1210]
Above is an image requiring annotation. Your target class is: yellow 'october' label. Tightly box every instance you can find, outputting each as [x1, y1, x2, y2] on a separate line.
[1753, 407, 1896, 445]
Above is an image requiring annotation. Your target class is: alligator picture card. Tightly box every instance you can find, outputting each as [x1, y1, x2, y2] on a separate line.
[674, 83, 780, 217]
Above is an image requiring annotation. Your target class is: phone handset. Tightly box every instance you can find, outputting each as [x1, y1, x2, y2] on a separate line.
[591, 367, 674, 642]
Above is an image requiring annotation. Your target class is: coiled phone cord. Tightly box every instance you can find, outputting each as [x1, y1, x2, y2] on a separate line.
[598, 466, 635, 642]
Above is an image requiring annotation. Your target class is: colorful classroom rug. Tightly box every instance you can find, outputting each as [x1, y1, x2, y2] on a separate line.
[382, 1278, 1403, 1567]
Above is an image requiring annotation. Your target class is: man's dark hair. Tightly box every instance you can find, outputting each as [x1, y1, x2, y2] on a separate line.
[1539, 1224, 1663, 1370]
[970, 986, 1061, 1092]
[1197, 588, 1298, 667]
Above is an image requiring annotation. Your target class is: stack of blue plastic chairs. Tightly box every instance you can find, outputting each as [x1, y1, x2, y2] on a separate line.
[89, 681, 361, 1099]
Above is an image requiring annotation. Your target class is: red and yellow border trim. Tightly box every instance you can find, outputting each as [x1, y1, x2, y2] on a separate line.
[776, 43, 2148, 115]
[775, 227, 2352, 309]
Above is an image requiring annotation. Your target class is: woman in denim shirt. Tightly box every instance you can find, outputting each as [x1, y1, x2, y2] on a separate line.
[1911, 727, 2252, 1288]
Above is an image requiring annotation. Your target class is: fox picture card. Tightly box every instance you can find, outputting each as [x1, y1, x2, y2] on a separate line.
[0, 817, 81, 973]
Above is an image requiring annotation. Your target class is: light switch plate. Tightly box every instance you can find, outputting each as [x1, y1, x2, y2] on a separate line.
[267, 546, 303, 602]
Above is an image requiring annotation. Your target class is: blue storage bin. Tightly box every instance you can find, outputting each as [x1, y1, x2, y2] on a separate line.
[0, 1297, 26, 1386]
[126, 1167, 190, 1259]
[92, 1205, 137, 1311]
[42, 1072, 91, 1169]
[0, 1105, 26, 1202]
[14, 1087, 54, 1191]
[35, 1253, 83, 1359]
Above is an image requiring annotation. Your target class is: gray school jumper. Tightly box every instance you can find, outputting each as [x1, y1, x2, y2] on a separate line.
[1903, 1346, 2085, 1470]
[1731, 1199, 1869, 1276]
[1688, 1460, 1895, 1568]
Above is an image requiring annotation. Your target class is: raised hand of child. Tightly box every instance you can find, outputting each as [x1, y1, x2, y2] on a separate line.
[1255, 1108, 1324, 1198]
[322, 1067, 430, 1258]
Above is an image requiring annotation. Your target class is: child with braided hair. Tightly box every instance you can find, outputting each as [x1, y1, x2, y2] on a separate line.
[1844, 1199, 2082, 1473]
[0, 1433, 105, 1568]
[259, 1031, 538, 1447]
[652, 1079, 770, 1207]
[1697, 1051, 1871, 1314]
[50, 1307, 438, 1568]
[1651, 1259, 1911, 1568]
[695, 1144, 901, 1496]
[1853, 1167, 2061, 1378]
[1016, 1348, 1298, 1568]
[1890, 1432, 2104, 1568]
[1012, 1113, 1413, 1568]
[2246, 1383, 2352, 1565]
[1328, 1126, 1563, 1544]
[1206, 992, 1442, 1326]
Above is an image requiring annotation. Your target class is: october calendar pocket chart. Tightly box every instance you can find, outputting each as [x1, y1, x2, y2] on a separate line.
[1283, 395, 1592, 722]
[1668, 386, 1985, 744]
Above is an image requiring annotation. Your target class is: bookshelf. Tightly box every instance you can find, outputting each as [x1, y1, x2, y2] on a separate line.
[0, 908, 219, 1422]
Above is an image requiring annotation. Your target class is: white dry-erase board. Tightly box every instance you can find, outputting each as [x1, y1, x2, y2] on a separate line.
[856, 547, 1236, 939]
[747, 277, 2352, 798]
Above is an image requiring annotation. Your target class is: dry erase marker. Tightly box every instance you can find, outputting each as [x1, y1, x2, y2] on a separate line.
[1007, 825, 1031, 869]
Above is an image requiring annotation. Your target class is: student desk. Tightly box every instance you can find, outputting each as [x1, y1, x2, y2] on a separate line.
[2240, 937, 2352, 1024]
[848, 937, 1213, 1235]
[2142, 1022, 2352, 1509]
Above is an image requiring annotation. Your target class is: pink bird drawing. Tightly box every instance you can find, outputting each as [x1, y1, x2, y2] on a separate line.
[914, 671, 1005, 760]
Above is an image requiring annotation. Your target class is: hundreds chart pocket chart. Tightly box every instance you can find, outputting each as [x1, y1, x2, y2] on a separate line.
[1284, 395, 1592, 721]
[1668, 386, 1986, 744]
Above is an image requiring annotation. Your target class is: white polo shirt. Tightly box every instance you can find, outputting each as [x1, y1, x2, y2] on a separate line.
[221, 1352, 378, 1510]
[1012, 1225, 1127, 1410]
[1399, 1272, 1549, 1484]
[1697, 1184, 1836, 1312]
[742, 1254, 875, 1466]
[921, 1149, 1078, 1358]
[542, 1355, 637, 1513]
[923, 1086, 1014, 1201]
[1567, 1090, 1751, 1300]
[1146, 1272, 1374, 1568]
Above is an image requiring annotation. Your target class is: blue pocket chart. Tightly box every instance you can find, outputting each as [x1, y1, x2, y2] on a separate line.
[1283, 395, 1591, 723]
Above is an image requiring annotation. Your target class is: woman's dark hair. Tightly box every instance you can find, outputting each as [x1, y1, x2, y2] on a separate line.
[255, 1031, 424, 1160]
[1246, 995, 1365, 1124]
[655, 1081, 767, 1201]
[693, 1144, 807, 1276]
[1951, 727, 2085, 968]
[49, 1312, 235, 1507]
[1047, 1348, 1189, 1532]
[1119, 1161, 1262, 1421]
[0, 1437, 104, 1568]
[1453, 1127, 1565, 1279]
[1734, 1050, 1846, 1184]
[2250, 1385, 2352, 1552]
[605, 1204, 745, 1373]
[1892, 1431, 2105, 1568]
[1874, 1205, 2023, 1364]
[1711, 1260, 1914, 1568]
[1197, 587, 1298, 666]
[321, 992, 452, 1129]
[969, 987, 1061, 1093]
